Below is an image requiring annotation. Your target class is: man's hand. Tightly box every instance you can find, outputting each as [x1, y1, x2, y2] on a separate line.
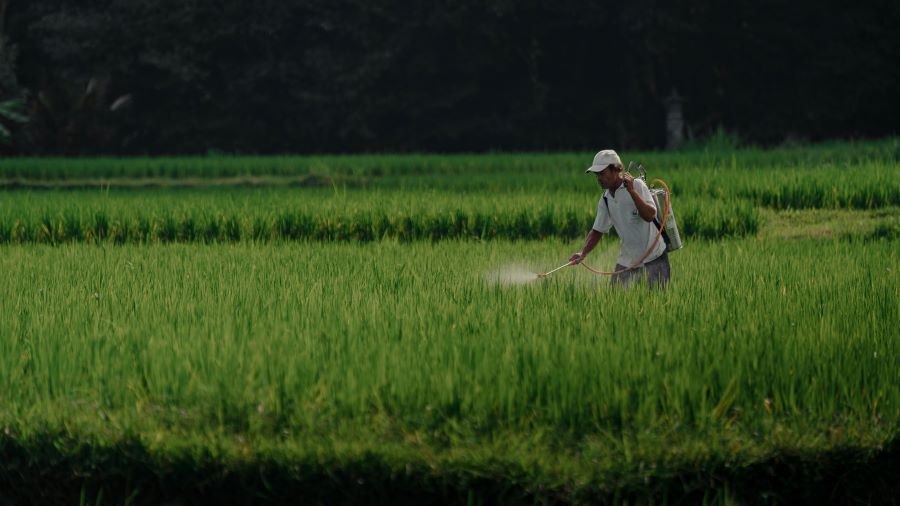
[569, 252, 585, 264]
[623, 172, 635, 192]
[623, 175, 657, 222]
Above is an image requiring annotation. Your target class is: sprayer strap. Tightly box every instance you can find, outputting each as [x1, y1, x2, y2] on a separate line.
[581, 178, 671, 277]
[654, 217, 671, 246]
[603, 195, 671, 246]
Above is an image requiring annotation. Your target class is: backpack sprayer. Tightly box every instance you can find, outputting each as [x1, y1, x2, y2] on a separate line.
[537, 162, 682, 278]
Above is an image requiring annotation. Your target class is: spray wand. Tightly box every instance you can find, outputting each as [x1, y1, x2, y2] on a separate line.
[536, 261, 574, 278]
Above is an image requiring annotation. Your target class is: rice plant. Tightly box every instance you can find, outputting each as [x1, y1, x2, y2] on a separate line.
[0, 189, 761, 244]
[0, 239, 896, 503]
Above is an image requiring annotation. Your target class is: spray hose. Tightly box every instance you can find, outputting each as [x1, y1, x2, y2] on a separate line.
[577, 178, 671, 277]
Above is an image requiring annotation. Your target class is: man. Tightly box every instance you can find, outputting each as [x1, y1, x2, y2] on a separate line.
[568, 149, 671, 288]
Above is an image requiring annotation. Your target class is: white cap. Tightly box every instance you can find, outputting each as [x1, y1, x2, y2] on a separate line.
[585, 149, 622, 173]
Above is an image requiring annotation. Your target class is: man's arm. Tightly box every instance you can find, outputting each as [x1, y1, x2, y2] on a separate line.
[569, 229, 603, 264]
[623, 174, 656, 222]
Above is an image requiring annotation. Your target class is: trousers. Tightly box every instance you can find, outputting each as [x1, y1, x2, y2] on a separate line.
[610, 251, 671, 289]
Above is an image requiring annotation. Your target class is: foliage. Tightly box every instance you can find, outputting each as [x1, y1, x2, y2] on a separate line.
[22, 76, 131, 154]
[0, 96, 26, 143]
[5, 1, 900, 153]
[0, 37, 26, 146]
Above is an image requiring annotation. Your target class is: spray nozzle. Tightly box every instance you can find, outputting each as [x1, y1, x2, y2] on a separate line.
[627, 161, 647, 182]
[536, 261, 575, 279]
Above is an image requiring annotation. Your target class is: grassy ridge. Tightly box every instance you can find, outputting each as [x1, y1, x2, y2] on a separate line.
[0, 161, 900, 209]
[0, 239, 897, 502]
[0, 189, 761, 243]
[0, 138, 897, 180]
[360, 164, 900, 210]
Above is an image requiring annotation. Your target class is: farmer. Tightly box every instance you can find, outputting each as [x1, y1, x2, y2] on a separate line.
[568, 149, 670, 288]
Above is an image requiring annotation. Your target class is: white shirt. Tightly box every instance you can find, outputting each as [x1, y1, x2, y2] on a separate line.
[592, 178, 666, 267]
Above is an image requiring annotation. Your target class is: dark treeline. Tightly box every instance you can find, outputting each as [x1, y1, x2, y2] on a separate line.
[1, 0, 898, 155]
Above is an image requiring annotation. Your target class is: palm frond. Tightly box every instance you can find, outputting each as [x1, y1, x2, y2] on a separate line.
[0, 99, 28, 123]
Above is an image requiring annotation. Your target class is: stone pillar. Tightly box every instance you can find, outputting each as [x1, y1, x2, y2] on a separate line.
[664, 89, 685, 150]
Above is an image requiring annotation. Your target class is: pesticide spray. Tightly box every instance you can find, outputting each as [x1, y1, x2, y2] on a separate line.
[536, 161, 682, 279]
[490, 265, 546, 285]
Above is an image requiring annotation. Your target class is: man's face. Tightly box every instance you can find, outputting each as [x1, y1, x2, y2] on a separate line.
[594, 166, 620, 189]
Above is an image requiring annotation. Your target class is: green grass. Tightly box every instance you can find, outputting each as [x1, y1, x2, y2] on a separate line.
[2, 144, 898, 212]
[1, 143, 898, 503]
[0, 239, 897, 503]
[762, 208, 900, 240]
[0, 188, 761, 243]
[1, 138, 897, 181]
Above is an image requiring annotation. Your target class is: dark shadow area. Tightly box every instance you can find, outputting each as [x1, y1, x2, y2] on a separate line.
[0, 436, 896, 505]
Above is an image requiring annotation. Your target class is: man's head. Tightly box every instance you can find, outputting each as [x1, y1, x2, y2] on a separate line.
[585, 149, 623, 189]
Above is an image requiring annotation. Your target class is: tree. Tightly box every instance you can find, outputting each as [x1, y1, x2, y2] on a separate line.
[4, 0, 900, 154]
[0, 97, 25, 143]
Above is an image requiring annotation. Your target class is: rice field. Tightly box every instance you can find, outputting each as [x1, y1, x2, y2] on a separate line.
[0, 189, 763, 243]
[0, 142, 898, 504]
[0, 138, 897, 181]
